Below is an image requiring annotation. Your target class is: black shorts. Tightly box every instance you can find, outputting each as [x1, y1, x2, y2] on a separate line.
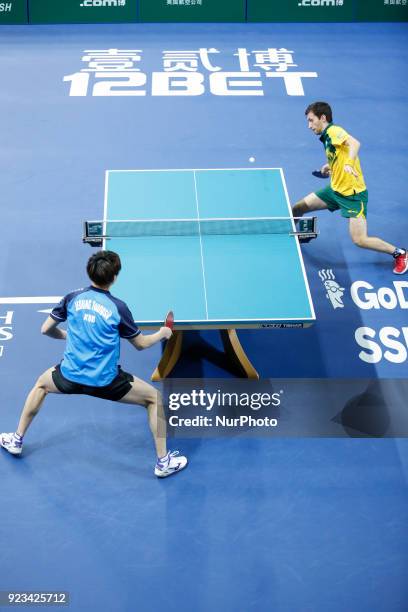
[52, 364, 134, 402]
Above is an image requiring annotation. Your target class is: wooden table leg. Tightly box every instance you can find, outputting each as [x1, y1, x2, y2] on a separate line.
[220, 329, 259, 379]
[151, 331, 183, 381]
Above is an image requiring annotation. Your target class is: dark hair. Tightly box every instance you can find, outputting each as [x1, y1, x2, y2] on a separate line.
[305, 101, 333, 123]
[86, 251, 121, 286]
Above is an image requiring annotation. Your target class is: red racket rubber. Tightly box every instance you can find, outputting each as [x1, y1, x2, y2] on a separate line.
[164, 310, 174, 330]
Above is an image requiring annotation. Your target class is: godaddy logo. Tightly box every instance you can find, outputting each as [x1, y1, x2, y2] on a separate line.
[298, 0, 339, 6]
[80, 0, 126, 7]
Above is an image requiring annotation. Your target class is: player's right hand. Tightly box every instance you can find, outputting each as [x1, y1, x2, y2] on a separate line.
[320, 164, 330, 176]
[160, 326, 173, 340]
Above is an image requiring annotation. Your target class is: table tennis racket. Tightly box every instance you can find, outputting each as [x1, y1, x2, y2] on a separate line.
[164, 310, 174, 330]
[312, 170, 329, 179]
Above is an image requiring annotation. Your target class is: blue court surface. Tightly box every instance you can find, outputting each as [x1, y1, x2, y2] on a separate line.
[0, 21, 407, 612]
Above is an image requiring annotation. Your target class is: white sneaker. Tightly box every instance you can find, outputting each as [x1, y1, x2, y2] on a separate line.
[154, 451, 188, 478]
[0, 433, 23, 456]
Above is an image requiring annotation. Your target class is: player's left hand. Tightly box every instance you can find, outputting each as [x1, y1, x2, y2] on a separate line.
[344, 164, 359, 177]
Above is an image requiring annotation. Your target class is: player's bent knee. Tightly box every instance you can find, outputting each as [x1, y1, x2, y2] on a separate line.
[295, 199, 307, 208]
[351, 234, 367, 248]
[292, 200, 307, 214]
[145, 387, 160, 407]
[137, 379, 158, 405]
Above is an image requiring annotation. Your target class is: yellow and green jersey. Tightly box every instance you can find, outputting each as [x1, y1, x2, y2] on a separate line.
[320, 123, 366, 196]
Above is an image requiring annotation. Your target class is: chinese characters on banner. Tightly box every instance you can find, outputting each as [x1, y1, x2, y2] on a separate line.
[63, 47, 318, 96]
[166, 1, 204, 4]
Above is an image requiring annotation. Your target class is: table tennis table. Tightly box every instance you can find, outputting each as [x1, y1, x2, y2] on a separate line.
[84, 168, 316, 380]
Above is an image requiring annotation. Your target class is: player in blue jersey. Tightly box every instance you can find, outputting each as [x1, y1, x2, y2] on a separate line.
[0, 251, 187, 478]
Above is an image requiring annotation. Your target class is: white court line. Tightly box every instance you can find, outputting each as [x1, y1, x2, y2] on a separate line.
[193, 170, 209, 320]
[107, 167, 282, 173]
[0, 297, 61, 304]
[279, 168, 316, 321]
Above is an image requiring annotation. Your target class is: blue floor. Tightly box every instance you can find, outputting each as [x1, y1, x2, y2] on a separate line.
[0, 22, 407, 612]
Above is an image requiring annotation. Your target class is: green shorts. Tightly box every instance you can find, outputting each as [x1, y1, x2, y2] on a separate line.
[315, 186, 368, 219]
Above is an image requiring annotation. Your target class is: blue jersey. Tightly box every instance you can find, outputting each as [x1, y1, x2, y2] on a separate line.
[50, 286, 140, 387]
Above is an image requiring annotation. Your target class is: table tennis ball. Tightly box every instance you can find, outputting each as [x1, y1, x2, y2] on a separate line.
[249, 157, 255, 163]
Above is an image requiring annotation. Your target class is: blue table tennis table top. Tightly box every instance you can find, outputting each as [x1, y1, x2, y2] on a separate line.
[103, 168, 315, 329]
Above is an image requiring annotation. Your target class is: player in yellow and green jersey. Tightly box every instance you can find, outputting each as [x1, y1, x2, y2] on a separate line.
[292, 101, 407, 274]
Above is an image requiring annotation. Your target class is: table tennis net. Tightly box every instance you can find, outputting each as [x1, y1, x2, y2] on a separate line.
[84, 217, 317, 240]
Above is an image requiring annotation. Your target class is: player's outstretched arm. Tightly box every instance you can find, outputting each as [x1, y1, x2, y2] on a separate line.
[128, 327, 172, 351]
[41, 316, 67, 340]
